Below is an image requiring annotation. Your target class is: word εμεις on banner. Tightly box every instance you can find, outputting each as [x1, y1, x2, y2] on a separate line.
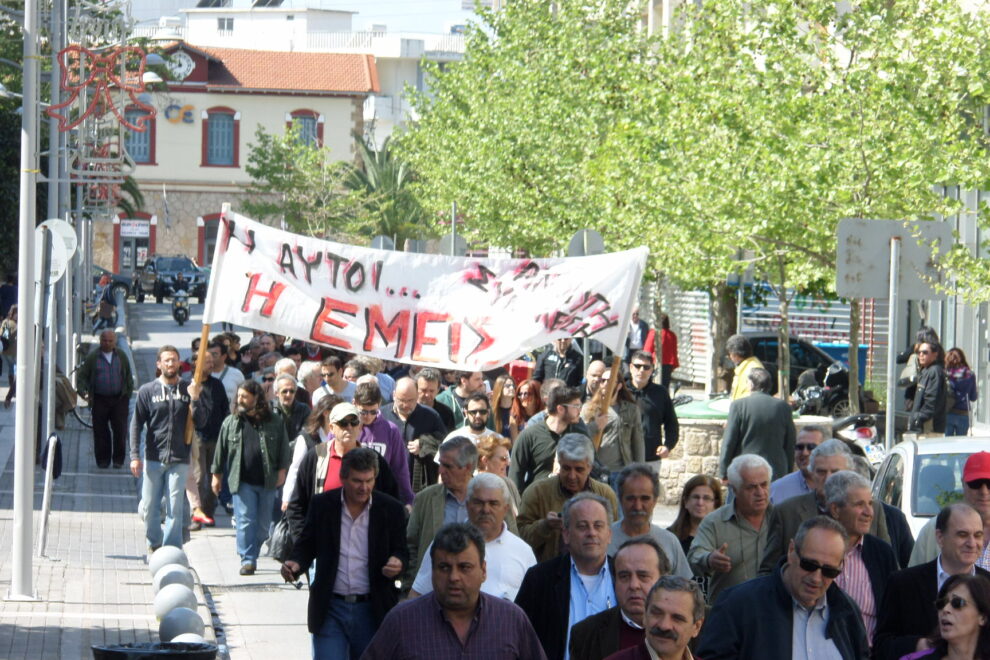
[202, 212, 649, 370]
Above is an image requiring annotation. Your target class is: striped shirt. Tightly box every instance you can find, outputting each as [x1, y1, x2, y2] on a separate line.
[835, 540, 876, 644]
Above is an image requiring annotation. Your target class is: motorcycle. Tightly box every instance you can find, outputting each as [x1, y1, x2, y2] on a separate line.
[171, 289, 190, 326]
[833, 413, 884, 470]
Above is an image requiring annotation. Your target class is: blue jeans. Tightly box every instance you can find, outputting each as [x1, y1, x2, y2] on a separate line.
[142, 460, 189, 549]
[312, 599, 375, 660]
[946, 412, 970, 436]
[233, 482, 275, 565]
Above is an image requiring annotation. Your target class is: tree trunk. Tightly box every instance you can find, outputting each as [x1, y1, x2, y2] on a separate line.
[653, 273, 664, 384]
[773, 255, 792, 401]
[849, 299, 861, 414]
[710, 282, 735, 395]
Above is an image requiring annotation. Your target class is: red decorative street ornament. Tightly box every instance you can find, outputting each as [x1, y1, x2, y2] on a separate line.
[46, 44, 156, 132]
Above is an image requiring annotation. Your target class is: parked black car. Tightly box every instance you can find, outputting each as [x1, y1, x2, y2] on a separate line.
[138, 255, 207, 304]
[92, 265, 132, 299]
[742, 331, 860, 416]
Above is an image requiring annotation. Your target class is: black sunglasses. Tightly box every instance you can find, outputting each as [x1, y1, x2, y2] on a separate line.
[335, 418, 360, 428]
[796, 553, 842, 579]
[966, 479, 990, 491]
[795, 443, 818, 452]
[466, 409, 490, 416]
[630, 363, 653, 370]
[935, 595, 969, 611]
[263, 376, 275, 382]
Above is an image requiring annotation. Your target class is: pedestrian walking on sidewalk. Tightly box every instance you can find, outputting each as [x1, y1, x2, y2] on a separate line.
[77, 329, 134, 468]
[281, 447, 408, 659]
[130, 345, 208, 551]
[211, 379, 290, 576]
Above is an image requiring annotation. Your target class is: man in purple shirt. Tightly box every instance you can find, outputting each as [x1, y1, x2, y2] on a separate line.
[769, 425, 826, 505]
[354, 380, 415, 506]
[361, 522, 547, 659]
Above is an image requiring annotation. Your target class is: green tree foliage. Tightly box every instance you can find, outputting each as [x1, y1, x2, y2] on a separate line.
[243, 124, 366, 238]
[398, 0, 990, 395]
[344, 133, 430, 247]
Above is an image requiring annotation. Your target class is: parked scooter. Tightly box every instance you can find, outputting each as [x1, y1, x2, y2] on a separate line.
[171, 289, 190, 326]
[833, 413, 884, 468]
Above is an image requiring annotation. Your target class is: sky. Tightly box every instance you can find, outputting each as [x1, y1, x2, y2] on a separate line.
[322, 0, 480, 33]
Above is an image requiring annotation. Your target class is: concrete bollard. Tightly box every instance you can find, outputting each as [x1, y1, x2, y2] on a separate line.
[170, 633, 206, 644]
[159, 606, 205, 641]
[149, 546, 189, 576]
[153, 583, 198, 619]
[153, 563, 195, 593]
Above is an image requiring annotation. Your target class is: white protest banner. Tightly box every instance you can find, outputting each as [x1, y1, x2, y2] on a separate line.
[203, 212, 648, 370]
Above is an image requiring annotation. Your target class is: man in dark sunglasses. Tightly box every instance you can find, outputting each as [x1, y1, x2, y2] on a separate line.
[875, 502, 990, 659]
[909, 451, 990, 569]
[696, 515, 868, 659]
[769, 425, 827, 505]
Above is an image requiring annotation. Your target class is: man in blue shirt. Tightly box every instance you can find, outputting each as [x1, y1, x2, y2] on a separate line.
[770, 425, 826, 505]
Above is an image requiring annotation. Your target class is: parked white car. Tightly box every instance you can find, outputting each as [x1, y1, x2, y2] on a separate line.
[872, 437, 986, 539]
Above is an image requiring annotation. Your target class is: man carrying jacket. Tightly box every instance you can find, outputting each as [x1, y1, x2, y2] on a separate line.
[130, 345, 208, 551]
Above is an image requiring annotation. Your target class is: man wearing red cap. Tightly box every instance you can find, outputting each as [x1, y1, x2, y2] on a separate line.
[908, 451, 990, 570]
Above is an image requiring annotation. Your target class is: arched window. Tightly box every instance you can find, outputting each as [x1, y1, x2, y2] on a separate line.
[286, 109, 323, 147]
[201, 106, 240, 166]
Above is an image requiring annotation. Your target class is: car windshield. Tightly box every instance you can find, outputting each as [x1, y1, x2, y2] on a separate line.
[158, 258, 195, 271]
[913, 452, 973, 516]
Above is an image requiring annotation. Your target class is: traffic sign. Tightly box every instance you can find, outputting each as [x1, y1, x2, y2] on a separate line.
[34, 226, 68, 284]
[567, 229, 604, 257]
[40, 218, 77, 259]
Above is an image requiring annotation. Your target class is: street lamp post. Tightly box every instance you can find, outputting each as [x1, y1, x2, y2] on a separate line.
[9, 0, 39, 601]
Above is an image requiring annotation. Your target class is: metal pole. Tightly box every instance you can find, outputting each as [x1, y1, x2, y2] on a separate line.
[43, 281, 57, 444]
[885, 237, 901, 450]
[450, 201, 457, 256]
[36, 435, 58, 558]
[10, 0, 39, 600]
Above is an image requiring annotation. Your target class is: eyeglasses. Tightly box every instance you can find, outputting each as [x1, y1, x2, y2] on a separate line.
[917, 349, 932, 355]
[935, 595, 969, 611]
[796, 553, 842, 579]
[335, 418, 360, 428]
[358, 409, 379, 417]
[278, 389, 295, 395]
[563, 403, 582, 409]
[795, 443, 818, 452]
[631, 363, 653, 370]
[688, 494, 715, 503]
[466, 409, 490, 417]
[966, 479, 990, 491]
[263, 376, 275, 383]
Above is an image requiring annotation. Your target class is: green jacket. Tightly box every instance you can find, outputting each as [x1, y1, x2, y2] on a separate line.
[212, 413, 291, 493]
[76, 347, 134, 398]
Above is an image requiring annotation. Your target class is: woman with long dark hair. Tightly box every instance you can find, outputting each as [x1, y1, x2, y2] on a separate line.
[491, 374, 522, 442]
[900, 574, 990, 659]
[945, 348, 978, 437]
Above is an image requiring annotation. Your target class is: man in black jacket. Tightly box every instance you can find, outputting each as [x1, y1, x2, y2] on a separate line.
[515, 492, 615, 660]
[874, 503, 990, 659]
[281, 448, 408, 660]
[626, 351, 678, 466]
[695, 516, 869, 660]
[533, 338, 583, 388]
[381, 377, 447, 493]
[130, 345, 208, 550]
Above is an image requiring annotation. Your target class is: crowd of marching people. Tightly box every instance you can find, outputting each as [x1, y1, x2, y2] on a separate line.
[105, 322, 990, 659]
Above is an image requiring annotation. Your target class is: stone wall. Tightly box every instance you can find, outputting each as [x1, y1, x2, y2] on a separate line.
[655, 414, 832, 504]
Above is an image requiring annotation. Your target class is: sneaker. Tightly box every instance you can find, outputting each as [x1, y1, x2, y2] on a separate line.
[239, 564, 256, 576]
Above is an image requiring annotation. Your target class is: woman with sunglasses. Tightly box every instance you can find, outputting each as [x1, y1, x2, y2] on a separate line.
[900, 574, 990, 659]
[512, 378, 544, 427]
[491, 375, 522, 442]
[909, 341, 948, 435]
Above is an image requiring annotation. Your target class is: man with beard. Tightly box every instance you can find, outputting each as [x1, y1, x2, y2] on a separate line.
[409, 472, 536, 600]
[604, 576, 706, 660]
[444, 393, 499, 443]
[211, 380, 291, 575]
[130, 345, 208, 551]
[437, 370, 489, 431]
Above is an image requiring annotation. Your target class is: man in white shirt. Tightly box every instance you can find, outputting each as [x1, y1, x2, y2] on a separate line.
[410, 472, 536, 601]
[209, 340, 243, 406]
